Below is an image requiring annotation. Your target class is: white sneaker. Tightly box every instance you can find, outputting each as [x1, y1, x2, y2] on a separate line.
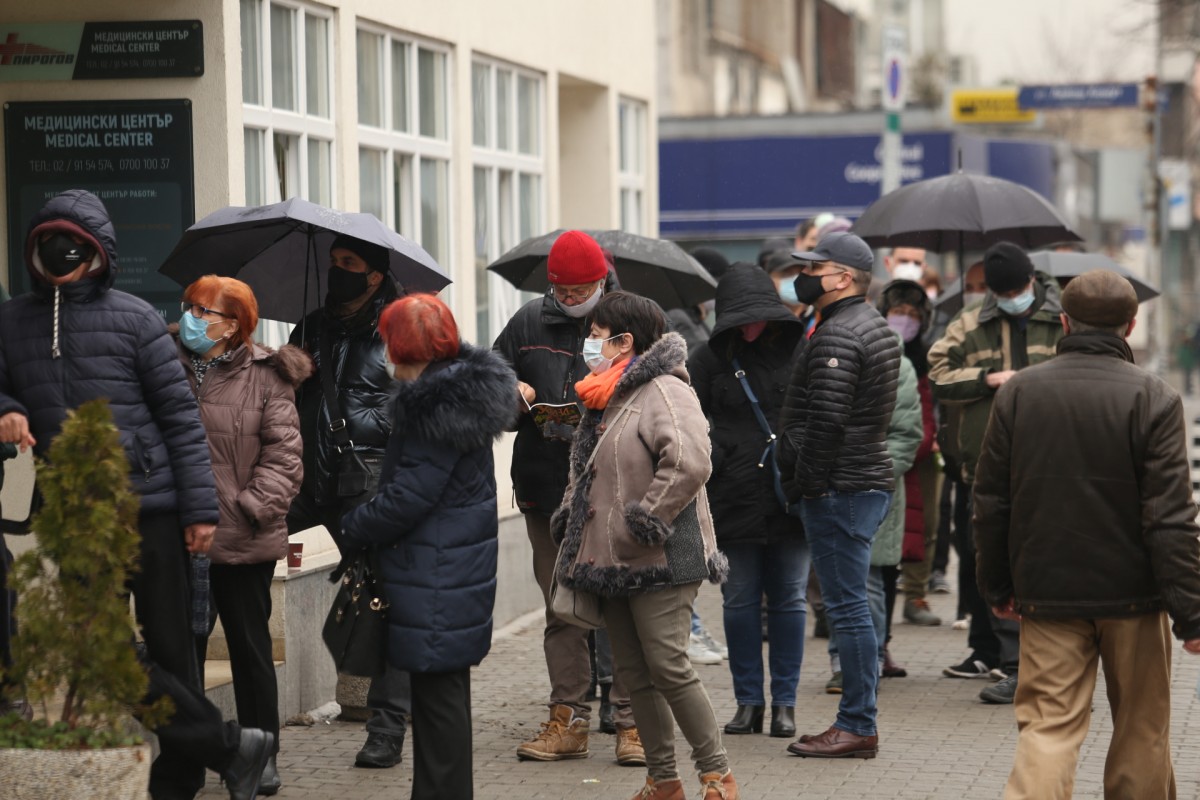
[687, 632, 723, 665]
[694, 625, 729, 660]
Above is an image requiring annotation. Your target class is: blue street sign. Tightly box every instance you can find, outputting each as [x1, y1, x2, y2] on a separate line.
[1017, 83, 1139, 110]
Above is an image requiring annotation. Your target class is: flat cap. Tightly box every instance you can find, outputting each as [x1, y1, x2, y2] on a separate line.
[1060, 269, 1138, 327]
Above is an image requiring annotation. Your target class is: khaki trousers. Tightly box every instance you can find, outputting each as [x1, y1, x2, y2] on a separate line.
[526, 513, 632, 725]
[1005, 613, 1176, 800]
[603, 583, 729, 782]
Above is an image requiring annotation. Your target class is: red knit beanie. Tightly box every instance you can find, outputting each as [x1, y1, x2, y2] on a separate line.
[547, 230, 608, 285]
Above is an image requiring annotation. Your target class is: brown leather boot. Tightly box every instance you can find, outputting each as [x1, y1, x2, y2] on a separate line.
[629, 776, 685, 800]
[516, 704, 589, 761]
[615, 726, 647, 766]
[699, 769, 739, 800]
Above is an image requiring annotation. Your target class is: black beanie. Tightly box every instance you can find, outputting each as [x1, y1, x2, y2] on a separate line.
[330, 234, 390, 273]
[983, 242, 1034, 294]
[690, 247, 731, 281]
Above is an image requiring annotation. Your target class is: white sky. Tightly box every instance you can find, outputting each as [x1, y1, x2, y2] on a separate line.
[838, 0, 1158, 86]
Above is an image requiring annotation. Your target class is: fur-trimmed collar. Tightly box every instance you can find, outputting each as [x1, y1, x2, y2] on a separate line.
[170, 327, 314, 388]
[391, 342, 518, 451]
[613, 332, 690, 398]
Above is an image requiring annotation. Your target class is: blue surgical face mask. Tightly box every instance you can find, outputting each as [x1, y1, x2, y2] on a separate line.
[996, 288, 1035, 316]
[179, 312, 221, 355]
[777, 276, 800, 305]
[582, 334, 624, 374]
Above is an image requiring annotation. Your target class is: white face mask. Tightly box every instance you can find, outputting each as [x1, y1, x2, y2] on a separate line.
[582, 334, 625, 374]
[892, 262, 925, 283]
[962, 291, 987, 308]
[556, 284, 603, 318]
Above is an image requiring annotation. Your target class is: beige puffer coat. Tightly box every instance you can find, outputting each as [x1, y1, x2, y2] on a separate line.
[552, 333, 728, 597]
[176, 338, 313, 564]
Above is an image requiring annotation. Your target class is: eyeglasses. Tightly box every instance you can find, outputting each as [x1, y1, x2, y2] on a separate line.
[181, 302, 233, 319]
[551, 283, 598, 302]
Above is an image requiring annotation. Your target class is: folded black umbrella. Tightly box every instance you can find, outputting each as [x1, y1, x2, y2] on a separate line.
[159, 198, 450, 322]
[487, 229, 717, 309]
[851, 172, 1082, 253]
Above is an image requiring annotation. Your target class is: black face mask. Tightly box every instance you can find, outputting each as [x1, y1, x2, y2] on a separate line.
[792, 271, 833, 306]
[326, 267, 372, 306]
[37, 233, 95, 278]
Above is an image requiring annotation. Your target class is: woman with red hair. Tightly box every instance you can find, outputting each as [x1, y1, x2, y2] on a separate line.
[175, 275, 314, 796]
[340, 294, 518, 800]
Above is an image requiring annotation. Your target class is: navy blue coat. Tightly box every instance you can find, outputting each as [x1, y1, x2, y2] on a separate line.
[340, 343, 517, 673]
[0, 190, 217, 526]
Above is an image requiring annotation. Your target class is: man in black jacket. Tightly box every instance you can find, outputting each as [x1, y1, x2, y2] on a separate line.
[493, 230, 640, 766]
[286, 235, 411, 770]
[0, 190, 270, 800]
[974, 269, 1200, 798]
[777, 232, 899, 760]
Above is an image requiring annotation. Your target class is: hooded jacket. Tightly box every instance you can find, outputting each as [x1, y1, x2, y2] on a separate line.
[552, 333, 728, 597]
[289, 279, 400, 509]
[973, 333, 1200, 638]
[928, 271, 1063, 484]
[176, 336, 313, 564]
[0, 190, 217, 526]
[340, 343, 518, 672]
[777, 295, 901, 499]
[688, 264, 804, 546]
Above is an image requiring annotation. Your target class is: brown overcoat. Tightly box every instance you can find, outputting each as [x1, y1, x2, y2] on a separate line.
[552, 333, 728, 596]
[176, 338, 313, 565]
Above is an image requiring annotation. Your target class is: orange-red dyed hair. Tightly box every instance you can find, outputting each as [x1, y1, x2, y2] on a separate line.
[378, 294, 460, 364]
[184, 275, 258, 348]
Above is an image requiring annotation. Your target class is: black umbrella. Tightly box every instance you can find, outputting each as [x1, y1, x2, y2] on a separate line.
[851, 172, 1082, 252]
[159, 198, 450, 322]
[933, 250, 1158, 317]
[487, 229, 717, 309]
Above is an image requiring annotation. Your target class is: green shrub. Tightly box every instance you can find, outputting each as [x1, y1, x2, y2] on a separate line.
[0, 399, 172, 749]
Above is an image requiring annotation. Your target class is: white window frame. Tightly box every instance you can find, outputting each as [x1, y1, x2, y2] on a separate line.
[356, 24, 454, 287]
[241, 0, 336, 206]
[618, 97, 648, 235]
[472, 56, 546, 345]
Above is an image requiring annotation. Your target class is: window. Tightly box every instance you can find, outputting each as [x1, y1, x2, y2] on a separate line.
[356, 27, 452, 274]
[472, 58, 545, 344]
[618, 98, 648, 234]
[241, 0, 334, 208]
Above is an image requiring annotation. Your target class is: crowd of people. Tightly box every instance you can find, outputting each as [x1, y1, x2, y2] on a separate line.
[1, 190, 1200, 800]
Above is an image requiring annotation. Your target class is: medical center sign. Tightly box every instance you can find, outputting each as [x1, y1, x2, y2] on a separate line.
[0, 21, 202, 80]
[26, 110, 177, 150]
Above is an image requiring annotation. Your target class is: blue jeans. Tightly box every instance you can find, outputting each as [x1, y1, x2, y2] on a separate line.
[828, 566, 887, 674]
[800, 490, 891, 737]
[720, 537, 810, 707]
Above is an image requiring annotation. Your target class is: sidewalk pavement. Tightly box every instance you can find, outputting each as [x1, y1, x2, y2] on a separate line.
[198, 572, 1200, 799]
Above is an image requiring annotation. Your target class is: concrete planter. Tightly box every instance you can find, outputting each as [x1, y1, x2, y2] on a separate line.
[0, 742, 152, 799]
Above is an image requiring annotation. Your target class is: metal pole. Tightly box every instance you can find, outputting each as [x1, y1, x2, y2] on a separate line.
[1150, 2, 1166, 373]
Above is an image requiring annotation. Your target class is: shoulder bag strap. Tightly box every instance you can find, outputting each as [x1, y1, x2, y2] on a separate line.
[731, 357, 791, 511]
[319, 331, 354, 454]
[582, 397, 637, 475]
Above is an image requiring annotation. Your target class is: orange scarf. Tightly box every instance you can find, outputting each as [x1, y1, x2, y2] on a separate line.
[574, 357, 633, 410]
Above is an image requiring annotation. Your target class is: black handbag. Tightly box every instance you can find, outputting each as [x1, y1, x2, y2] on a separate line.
[322, 550, 389, 677]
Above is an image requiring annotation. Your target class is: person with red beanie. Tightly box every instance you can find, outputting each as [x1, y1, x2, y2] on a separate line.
[492, 230, 644, 766]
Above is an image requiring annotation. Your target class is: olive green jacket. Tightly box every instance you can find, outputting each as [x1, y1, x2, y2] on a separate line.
[871, 347, 922, 567]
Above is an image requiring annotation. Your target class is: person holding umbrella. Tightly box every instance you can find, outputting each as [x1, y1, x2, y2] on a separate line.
[285, 235, 412, 769]
[493, 230, 642, 766]
[928, 242, 1065, 705]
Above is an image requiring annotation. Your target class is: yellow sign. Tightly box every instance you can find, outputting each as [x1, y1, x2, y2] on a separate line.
[951, 88, 1037, 124]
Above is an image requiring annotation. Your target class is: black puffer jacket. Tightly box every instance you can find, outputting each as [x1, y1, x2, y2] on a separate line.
[0, 189, 217, 526]
[974, 333, 1200, 638]
[492, 293, 590, 514]
[777, 295, 901, 499]
[689, 264, 804, 545]
[289, 280, 400, 509]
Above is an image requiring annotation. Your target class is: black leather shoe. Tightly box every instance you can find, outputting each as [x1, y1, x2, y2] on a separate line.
[223, 728, 274, 800]
[257, 754, 280, 796]
[599, 702, 616, 734]
[355, 731, 404, 768]
[723, 704, 764, 734]
[770, 706, 795, 738]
